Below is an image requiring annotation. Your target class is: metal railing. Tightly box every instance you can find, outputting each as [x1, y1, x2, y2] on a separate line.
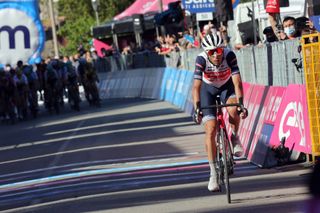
[301, 33, 320, 162]
[95, 51, 166, 72]
[95, 38, 304, 87]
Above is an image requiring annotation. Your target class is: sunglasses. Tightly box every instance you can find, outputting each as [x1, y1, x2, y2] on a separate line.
[207, 48, 223, 56]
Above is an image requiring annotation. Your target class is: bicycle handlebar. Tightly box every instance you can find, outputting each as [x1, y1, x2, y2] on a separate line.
[201, 103, 248, 115]
[201, 103, 243, 110]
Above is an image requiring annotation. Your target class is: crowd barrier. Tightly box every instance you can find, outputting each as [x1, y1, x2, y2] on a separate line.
[95, 52, 166, 72]
[96, 39, 304, 87]
[301, 33, 320, 162]
[98, 66, 312, 167]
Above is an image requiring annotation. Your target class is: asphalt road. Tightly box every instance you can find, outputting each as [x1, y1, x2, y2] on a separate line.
[0, 98, 313, 213]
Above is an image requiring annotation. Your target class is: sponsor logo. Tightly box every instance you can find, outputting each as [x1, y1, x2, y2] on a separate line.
[183, 0, 239, 13]
[0, 25, 30, 49]
[0, 6, 44, 66]
[279, 101, 306, 147]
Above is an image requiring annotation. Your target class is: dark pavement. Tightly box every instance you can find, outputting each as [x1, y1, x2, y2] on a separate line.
[0, 98, 312, 213]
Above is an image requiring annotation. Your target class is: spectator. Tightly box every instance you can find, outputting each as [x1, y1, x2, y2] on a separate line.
[154, 36, 166, 54]
[200, 22, 217, 41]
[219, 25, 230, 46]
[77, 44, 86, 56]
[155, 34, 178, 56]
[121, 45, 132, 55]
[178, 29, 199, 50]
[279, 16, 296, 40]
[295, 16, 318, 36]
[295, 17, 318, 43]
[179, 31, 194, 50]
[202, 22, 215, 36]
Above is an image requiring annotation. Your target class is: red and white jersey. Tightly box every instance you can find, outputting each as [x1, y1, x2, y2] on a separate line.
[194, 48, 240, 88]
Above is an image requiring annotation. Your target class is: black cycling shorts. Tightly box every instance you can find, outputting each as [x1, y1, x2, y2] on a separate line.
[200, 78, 235, 122]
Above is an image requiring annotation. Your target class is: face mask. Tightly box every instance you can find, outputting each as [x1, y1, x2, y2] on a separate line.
[284, 26, 295, 36]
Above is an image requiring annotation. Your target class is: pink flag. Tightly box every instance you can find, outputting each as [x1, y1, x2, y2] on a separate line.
[93, 39, 113, 57]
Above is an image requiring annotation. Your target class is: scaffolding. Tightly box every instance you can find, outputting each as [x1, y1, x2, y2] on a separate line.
[301, 33, 320, 162]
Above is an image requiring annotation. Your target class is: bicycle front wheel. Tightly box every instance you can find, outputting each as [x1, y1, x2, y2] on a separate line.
[220, 128, 231, 203]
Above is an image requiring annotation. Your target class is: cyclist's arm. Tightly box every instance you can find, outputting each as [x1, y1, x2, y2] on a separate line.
[226, 51, 244, 104]
[231, 73, 244, 103]
[192, 79, 202, 108]
[192, 56, 205, 108]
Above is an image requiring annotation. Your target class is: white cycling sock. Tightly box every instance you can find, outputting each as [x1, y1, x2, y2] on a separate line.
[209, 160, 217, 176]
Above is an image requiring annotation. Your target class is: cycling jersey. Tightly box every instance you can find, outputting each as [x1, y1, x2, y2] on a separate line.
[194, 47, 240, 121]
[194, 48, 240, 88]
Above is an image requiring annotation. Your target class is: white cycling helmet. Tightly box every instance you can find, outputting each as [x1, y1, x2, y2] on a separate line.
[201, 33, 224, 51]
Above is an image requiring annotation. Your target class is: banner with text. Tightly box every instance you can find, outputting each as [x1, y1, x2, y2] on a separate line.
[182, 0, 239, 14]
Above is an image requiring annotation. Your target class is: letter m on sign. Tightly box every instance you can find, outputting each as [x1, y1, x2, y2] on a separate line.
[0, 25, 30, 49]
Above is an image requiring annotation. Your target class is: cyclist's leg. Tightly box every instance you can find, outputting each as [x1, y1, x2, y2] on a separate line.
[220, 80, 243, 157]
[226, 96, 239, 133]
[203, 119, 220, 191]
[220, 79, 239, 132]
[204, 119, 218, 161]
[201, 84, 220, 191]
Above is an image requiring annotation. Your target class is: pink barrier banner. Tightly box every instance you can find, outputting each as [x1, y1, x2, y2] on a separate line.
[224, 82, 251, 140]
[260, 86, 286, 125]
[269, 84, 312, 154]
[247, 86, 286, 162]
[238, 84, 266, 156]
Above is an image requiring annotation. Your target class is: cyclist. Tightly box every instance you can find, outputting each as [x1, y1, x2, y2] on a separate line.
[192, 33, 248, 192]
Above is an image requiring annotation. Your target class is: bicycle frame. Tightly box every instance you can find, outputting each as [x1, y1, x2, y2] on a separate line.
[202, 101, 242, 204]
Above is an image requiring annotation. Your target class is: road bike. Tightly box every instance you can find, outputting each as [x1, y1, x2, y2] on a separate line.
[202, 98, 247, 203]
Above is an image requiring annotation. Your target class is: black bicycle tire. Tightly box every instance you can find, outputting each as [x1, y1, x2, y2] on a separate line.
[223, 128, 235, 176]
[216, 132, 223, 189]
[220, 128, 231, 203]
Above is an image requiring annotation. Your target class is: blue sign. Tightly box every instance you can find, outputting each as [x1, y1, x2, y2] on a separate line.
[310, 15, 320, 32]
[182, 0, 240, 14]
[0, 0, 45, 66]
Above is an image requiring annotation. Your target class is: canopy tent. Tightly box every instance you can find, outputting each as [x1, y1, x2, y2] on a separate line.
[114, 0, 178, 20]
[93, 39, 113, 57]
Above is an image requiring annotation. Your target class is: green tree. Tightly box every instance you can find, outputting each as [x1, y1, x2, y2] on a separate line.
[56, 0, 134, 55]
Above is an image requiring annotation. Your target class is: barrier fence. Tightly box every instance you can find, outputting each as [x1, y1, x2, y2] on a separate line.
[96, 39, 304, 87]
[301, 33, 320, 162]
[95, 52, 166, 72]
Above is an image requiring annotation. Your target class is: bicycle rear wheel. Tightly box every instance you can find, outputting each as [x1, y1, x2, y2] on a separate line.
[220, 128, 231, 203]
